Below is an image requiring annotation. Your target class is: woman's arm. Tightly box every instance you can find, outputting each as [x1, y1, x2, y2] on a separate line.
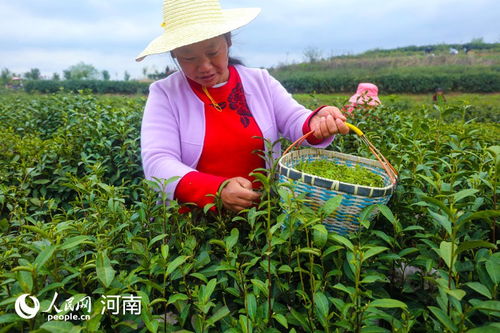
[141, 81, 198, 199]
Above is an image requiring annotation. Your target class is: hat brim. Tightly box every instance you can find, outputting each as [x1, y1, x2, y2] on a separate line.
[136, 8, 261, 62]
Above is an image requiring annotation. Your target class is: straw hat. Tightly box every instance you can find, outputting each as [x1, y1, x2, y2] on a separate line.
[136, 0, 261, 62]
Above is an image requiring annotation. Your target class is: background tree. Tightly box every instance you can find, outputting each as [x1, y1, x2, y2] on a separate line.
[24, 68, 41, 80]
[303, 47, 323, 63]
[63, 69, 72, 80]
[1, 68, 12, 85]
[147, 66, 175, 80]
[124, 71, 130, 81]
[52, 73, 61, 81]
[102, 70, 110, 81]
[63, 62, 99, 80]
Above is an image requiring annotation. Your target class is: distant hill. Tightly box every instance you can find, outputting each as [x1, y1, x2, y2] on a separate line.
[270, 42, 500, 93]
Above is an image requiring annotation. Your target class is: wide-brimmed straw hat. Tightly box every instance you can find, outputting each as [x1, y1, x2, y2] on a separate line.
[136, 0, 261, 62]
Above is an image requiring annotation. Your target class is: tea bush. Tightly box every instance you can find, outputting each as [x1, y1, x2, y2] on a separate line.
[0, 91, 498, 332]
[274, 70, 500, 94]
[23, 80, 150, 95]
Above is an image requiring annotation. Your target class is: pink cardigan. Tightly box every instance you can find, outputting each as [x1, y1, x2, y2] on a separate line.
[141, 65, 333, 199]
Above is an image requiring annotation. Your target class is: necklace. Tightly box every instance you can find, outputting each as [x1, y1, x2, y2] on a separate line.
[202, 86, 223, 112]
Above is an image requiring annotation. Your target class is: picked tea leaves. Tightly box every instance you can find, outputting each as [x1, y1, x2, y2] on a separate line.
[295, 160, 384, 187]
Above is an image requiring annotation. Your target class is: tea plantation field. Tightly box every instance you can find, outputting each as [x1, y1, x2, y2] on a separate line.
[0, 91, 498, 332]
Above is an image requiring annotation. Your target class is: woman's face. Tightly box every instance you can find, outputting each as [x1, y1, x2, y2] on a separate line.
[173, 35, 230, 87]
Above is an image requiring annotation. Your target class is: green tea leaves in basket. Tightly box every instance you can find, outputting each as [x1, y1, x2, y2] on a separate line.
[294, 160, 384, 187]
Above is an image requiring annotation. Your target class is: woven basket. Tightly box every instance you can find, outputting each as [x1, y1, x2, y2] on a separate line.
[278, 123, 398, 235]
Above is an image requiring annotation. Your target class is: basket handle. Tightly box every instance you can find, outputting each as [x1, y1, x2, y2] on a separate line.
[283, 123, 398, 184]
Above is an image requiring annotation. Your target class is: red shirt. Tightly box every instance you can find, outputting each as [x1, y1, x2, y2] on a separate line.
[174, 66, 264, 208]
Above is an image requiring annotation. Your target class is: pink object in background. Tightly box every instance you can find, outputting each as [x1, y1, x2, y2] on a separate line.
[344, 83, 381, 113]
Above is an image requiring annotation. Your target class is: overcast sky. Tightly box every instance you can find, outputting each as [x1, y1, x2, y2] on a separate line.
[1, 0, 499, 80]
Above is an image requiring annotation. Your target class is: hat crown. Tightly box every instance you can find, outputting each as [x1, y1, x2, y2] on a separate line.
[163, 0, 224, 29]
[136, 0, 260, 61]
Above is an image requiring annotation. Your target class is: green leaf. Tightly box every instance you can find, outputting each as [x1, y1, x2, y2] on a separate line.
[429, 210, 452, 236]
[246, 293, 257, 321]
[289, 308, 309, 331]
[203, 203, 216, 214]
[34, 245, 57, 269]
[438, 241, 454, 271]
[362, 246, 388, 262]
[225, 228, 239, 251]
[166, 255, 189, 276]
[167, 293, 189, 305]
[148, 233, 168, 249]
[33, 179, 51, 184]
[486, 257, 500, 284]
[458, 210, 500, 225]
[447, 288, 466, 301]
[96, 251, 115, 288]
[329, 234, 354, 251]
[206, 306, 230, 326]
[377, 204, 397, 226]
[40, 321, 82, 333]
[251, 279, 268, 297]
[190, 272, 208, 283]
[278, 265, 293, 274]
[371, 230, 394, 246]
[457, 240, 496, 255]
[297, 247, 321, 256]
[192, 314, 203, 333]
[452, 189, 479, 203]
[0, 314, 22, 325]
[239, 314, 252, 333]
[333, 283, 355, 296]
[60, 236, 90, 251]
[161, 244, 169, 259]
[398, 247, 419, 257]
[202, 278, 217, 304]
[471, 300, 500, 314]
[312, 224, 328, 248]
[17, 270, 33, 293]
[428, 306, 457, 332]
[465, 282, 492, 299]
[420, 195, 452, 217]
[358, 204, 379, 229]
[273, 313, 288, 328]
[21, 225, 49, 238]
[314, 292, 329, 319]
[320, 195, 342, 216]
[209, 239, 226, 250]
[467, 325, 500, 333]
[271, 236, 286, 247]
[368, 298, 407, 309]
[361, 274, 388, 284]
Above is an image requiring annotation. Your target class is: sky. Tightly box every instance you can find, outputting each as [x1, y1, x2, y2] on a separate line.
[1, 0, 499, 80]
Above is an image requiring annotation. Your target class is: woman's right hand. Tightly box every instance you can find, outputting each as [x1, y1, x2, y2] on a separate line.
[220, 177, 261, 212]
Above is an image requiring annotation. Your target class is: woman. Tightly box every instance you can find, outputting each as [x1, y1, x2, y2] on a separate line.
[137, 0, 349, 212]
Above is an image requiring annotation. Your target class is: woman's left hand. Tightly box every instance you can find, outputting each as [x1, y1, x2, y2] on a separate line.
[309, 106, 349, 140]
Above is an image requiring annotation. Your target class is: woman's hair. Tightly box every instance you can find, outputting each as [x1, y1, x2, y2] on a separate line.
[223, 32, 245, 66]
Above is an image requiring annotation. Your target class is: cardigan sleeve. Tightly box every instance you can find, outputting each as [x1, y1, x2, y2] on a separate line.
[141, 81, 197, 200]
[263, 70, 334, 148]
